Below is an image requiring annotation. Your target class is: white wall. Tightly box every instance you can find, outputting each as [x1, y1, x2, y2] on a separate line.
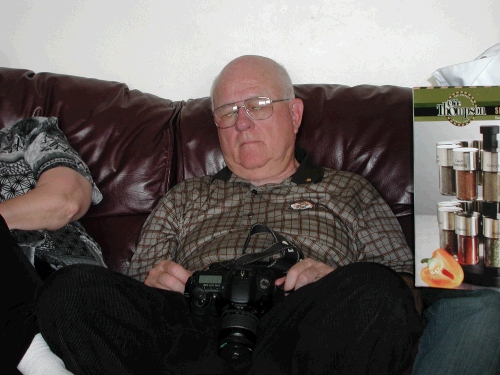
[3, 1, 498, 217]
[1, 0, 498, 101]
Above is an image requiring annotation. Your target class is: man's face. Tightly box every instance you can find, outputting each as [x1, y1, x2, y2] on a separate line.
[212, 59, 303, 183]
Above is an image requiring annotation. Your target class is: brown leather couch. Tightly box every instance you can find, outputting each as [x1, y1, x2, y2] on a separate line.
[1, 67, 416, 373]
[0, 67, 414, 275]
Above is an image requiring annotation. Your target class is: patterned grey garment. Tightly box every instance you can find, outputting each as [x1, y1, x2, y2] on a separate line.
[128, 150, 412, 282]
[0, 117, 105, 269]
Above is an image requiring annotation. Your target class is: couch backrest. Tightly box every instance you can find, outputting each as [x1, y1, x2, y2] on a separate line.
[0, 68, 413, 273]
[0, 68, 180, 272]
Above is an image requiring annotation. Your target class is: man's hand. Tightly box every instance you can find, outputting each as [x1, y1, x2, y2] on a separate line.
[275, 258, 335, 293]
[144, 260, 192, 293]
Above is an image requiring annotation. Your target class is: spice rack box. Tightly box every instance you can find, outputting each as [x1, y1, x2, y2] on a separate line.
[413, 86, 500, 289]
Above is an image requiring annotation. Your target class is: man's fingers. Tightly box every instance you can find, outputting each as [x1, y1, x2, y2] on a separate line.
[144, 260, 192, 293]
[282, 258, 334, 292]
[161, 260, 192, 284]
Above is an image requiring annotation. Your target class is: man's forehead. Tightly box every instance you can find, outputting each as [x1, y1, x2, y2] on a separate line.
[214, 77, 279, 106]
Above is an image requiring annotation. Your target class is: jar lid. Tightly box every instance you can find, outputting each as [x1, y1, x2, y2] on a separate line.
[483, 216, 500, 238]
[437, 200, 462, 209]
[438, 206, 463, 230]
[436, 145, 458, 166]
[453, 147, 478, 171]
[454, 212, 480, 236]
[481, 149, 500, 172]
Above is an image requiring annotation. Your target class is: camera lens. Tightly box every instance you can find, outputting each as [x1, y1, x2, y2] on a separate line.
[218, 309, 259, 362]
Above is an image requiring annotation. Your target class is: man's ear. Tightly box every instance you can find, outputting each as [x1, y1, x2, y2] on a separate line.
[289, 98, 304, 134]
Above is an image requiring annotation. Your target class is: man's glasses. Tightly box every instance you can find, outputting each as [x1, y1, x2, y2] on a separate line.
[213, 97, 291, 129]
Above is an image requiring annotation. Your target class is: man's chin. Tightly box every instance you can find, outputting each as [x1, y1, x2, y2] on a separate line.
[237, 147, 268, 166]
[238, 159, 268, 171]
[229, 155, 270, 175]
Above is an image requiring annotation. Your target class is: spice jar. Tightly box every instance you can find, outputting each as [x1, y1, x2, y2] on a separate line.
[480, 126, 499, 151]
[436, 144, 460, 196]
[474, 198, 485, 244]
[480, 126, 499, 195]
[455, 212, 480, 265]
[483, 216, 500, 268]
[481, 148, 500, 202]
[472, 140, 483, 186]
[437, 206, 462, 258]
[453, 147, 478, 201]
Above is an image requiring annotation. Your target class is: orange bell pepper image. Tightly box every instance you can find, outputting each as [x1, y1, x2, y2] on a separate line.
[420, 248, 464, 289]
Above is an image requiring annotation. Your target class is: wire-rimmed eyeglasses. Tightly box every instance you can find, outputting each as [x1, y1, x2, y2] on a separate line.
[213, 96, 291, 129]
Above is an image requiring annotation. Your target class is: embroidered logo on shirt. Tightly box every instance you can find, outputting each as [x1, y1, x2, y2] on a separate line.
[290, 201, 314, 210]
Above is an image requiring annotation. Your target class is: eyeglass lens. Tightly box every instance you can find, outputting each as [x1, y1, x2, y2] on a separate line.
[214, 97, 273, 128]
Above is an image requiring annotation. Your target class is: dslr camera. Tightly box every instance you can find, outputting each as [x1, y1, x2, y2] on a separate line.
[184, 263, 279, 362]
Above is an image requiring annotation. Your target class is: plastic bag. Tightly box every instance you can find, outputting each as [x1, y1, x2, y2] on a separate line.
[432, 42, 500, 86]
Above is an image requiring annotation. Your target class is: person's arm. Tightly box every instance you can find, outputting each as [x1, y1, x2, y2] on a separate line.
[0, 166, 92, 231]
[127, 187, 182, 282]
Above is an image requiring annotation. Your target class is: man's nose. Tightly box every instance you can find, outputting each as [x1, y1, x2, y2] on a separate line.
[234, 106, 254, 130]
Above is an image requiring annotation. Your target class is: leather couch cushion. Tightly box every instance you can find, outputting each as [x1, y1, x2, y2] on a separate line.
[0, 68, 414, 272]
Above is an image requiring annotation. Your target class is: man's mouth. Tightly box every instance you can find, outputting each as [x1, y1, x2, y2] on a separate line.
[240, 139, 259, 146]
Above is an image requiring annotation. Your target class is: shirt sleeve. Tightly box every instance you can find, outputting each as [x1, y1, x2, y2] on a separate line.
[348, 176, 413, 274]
[127, 186, 182, 282]
[22, 117, 103, 205]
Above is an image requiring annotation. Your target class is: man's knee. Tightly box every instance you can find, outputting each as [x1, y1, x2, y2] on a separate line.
[326, 262, 408, 291]
[316, 262, 417, 321]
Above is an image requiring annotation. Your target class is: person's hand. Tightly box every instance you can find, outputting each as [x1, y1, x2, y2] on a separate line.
[144, 259, 192, 294]
[275, 258, 334, 294]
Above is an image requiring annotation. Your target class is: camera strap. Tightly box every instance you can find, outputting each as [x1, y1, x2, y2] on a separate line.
[219, 223, 304, 273]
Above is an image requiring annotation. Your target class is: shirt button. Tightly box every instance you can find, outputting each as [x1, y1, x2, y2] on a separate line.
[252, 189, 258, 195]
[248, 213, 254, 218]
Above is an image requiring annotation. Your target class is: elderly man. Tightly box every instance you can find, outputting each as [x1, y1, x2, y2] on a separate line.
[36, 56, 422, 375]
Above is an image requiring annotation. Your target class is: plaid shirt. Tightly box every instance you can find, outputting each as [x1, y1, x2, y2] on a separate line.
[128, 150, 412, 281]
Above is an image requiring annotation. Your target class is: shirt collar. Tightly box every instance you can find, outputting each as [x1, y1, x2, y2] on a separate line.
[211, 148, 324, 185]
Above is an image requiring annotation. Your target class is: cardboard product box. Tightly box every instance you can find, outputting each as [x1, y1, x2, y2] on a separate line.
[413, 86, 500, 289]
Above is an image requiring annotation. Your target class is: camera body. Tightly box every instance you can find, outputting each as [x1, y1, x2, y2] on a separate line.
[184, 263, 278, 361]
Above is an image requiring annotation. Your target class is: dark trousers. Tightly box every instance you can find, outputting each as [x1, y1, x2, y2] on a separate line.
[1, 216, 43, 374]
[36, 262, 422, 375]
